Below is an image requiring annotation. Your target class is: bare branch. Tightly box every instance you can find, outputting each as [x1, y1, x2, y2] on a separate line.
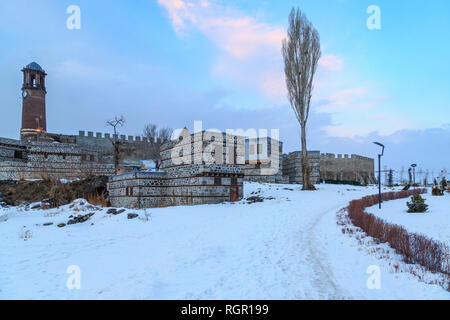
[143, 123, 173, 169]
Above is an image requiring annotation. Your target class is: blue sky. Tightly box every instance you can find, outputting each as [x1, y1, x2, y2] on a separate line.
[0, 0, 449, 176]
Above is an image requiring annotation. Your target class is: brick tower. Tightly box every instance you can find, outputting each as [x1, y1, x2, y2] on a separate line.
[21, 62, 47, 141]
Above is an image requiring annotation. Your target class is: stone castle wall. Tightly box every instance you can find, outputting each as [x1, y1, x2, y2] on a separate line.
[109, 131, 245, 209]
[243, 137, 288, 183]
[108, 164, 244, 208]
[0, 138, 27, 162]
[0, 140, 114, 180]
[76, 131, 159, 164]
[320, 153, 375, 185]
[160, 130, 246, 169]
[282, 151, 321, 184]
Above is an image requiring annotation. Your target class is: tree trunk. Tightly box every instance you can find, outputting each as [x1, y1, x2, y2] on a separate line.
[114, 142, 120, 172]
[301, 125, 316, 190]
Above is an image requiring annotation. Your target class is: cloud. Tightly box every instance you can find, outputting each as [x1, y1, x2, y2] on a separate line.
[158, 0, 342, 102]
[158, 0, 287, 101]
[319, 54, 343, 71]
[158, 0, 284, 59]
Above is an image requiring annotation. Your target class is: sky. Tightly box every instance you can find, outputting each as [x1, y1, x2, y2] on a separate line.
[0, 0, 449, 177]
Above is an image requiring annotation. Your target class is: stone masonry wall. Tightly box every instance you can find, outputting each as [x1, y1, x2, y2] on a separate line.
[109, 130, 245, 208]
[243, 137, 287, 183]
[160, 131, 246, 169]
[320, 153, 375, 185]
[282, 151, 321, 184]
[76, 131, 155, 163]
[0, 138, 27, 162]
[108, 164, 244, 208]
[0, 141, 114, 180]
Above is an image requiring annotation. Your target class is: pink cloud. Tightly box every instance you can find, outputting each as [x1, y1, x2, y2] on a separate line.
[158, 0, 286, 99]
[158, 0, 284, 59]
[158, 0, 346, 103]
[319, 54, 343, 71]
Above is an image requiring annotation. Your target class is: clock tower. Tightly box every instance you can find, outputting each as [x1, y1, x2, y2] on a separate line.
[21, 62, 47, 141]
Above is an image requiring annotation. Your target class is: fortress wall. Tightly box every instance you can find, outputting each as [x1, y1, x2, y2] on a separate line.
[0, 138, 27, 162]
[77, 130, 153, 149]
[0, 161, 114, 180]
[0, 141, 115, 180]
[160, 131, 246, 169]
[282, 151, 321, 184]
[243, 137, 286, 183]
[108, 164, 244, 208]
[319, 153, 375, 184]
[110, 131, 245, 208]
[76, 131, 157, 163]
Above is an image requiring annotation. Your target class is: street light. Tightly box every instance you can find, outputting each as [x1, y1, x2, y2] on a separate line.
[411, 164, 417, 189]
[373, 142, 385, 209]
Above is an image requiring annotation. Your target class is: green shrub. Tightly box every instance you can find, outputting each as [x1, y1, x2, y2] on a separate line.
[407, 194, 428, 213]
[432, 186, 444, 196]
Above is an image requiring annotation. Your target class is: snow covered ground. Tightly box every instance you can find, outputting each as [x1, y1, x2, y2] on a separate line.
[367, 191, 449, 245]
[0, 183, 448, 299]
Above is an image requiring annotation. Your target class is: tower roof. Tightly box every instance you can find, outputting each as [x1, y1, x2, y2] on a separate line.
[25, 62, 45, 72]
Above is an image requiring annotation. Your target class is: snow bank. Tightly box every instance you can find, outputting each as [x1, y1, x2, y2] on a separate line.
[0, 183, 448, 299]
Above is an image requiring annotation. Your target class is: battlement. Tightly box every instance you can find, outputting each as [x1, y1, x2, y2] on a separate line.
[320, 153, 375, 185]
[320, 153, 374, 162]
[78, 130, 161, 143]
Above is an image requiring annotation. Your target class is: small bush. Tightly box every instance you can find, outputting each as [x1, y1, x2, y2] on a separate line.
[406, 194, 428, 213]
[432, 186, 444, 196]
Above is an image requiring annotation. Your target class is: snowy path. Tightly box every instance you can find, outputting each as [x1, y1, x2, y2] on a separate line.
[304, 204, 348, 299]
[0, 183, 448, 299]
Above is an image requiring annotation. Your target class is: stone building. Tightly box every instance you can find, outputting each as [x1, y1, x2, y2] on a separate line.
[243, 137, 288, 183]
[0, 138, 114, 180]
[108, 129, 244, 208]
[320, 153, 375, 185]
[282, 151, 321, 184]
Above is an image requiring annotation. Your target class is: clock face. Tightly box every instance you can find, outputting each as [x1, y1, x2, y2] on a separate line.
[22, 90, 28, 99]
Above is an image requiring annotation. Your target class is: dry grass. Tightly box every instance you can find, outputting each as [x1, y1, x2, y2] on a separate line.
[87, 192, 108, 207]
[0, 176, 109, 207]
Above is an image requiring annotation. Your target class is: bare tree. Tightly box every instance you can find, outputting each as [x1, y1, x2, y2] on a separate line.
[143, 123, 173, 169]
[106, 115, 125, 170]
[282, 8, 321, 190]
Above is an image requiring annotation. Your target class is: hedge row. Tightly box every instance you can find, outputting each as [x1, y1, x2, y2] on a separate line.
[347, 189, 449, 275]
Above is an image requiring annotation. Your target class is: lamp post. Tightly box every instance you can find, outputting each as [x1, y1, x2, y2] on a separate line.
[411, 164, 417, 189]
[373, 142, 385, 209]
